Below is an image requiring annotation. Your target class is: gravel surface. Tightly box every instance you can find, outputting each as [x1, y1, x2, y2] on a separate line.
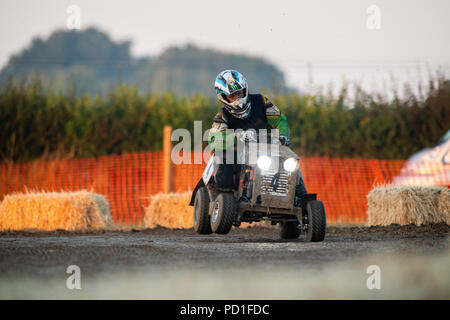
[0, 224, 448, 277]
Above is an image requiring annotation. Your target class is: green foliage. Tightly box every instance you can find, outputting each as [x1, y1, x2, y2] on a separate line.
[1, 76, 449, 163]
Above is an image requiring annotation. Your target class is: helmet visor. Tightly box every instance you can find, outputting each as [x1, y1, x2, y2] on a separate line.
[227, 89, 244, 102]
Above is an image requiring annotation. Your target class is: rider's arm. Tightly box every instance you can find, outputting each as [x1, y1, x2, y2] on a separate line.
[208, 110, 235, 151]
[263, 96, 290, 139]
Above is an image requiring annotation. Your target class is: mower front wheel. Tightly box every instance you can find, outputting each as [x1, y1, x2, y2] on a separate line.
[305, 200, 326, 242]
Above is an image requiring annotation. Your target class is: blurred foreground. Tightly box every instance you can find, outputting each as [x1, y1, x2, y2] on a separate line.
[0, 225, 448, 299]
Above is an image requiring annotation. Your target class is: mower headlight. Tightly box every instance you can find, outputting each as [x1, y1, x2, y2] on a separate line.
[283, 158, 298, 172]
[257, 155, 272, 170]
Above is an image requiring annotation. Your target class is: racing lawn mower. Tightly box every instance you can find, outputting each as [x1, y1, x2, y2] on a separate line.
[189, 131, 326, 241]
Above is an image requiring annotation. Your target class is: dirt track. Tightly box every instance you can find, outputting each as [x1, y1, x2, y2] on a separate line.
[0, 224, 448, 277]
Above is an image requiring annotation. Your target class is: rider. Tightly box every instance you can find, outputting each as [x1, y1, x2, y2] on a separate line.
[208, 69, 308, 197]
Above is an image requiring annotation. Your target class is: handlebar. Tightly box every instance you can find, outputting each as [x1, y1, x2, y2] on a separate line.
[236, 130, 289, 146]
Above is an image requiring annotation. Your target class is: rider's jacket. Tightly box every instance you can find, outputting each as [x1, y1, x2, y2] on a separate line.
[208, 94, 290, 151]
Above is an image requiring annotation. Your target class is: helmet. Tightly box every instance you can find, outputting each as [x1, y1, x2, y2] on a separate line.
[214, 70, 250, 119]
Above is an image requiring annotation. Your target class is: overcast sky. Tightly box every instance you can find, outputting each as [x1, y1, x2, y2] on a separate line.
[1, 0, 449, 95]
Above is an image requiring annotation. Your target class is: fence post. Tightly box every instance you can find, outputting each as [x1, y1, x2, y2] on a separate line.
[163, 125, 172, 193]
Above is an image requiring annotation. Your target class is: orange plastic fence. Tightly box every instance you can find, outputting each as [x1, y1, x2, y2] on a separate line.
[0, 151, 419, 225]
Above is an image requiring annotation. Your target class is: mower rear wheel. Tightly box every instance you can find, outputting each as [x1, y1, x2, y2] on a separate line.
[279, 221, 300, 239]
[193, 187, 212, 234]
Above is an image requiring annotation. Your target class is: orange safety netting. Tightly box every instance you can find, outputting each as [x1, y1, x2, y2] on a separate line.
[1, 151, 444, 225]
[0, 152, 164, 225]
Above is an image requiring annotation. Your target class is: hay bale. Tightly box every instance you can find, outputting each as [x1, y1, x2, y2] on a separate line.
[0, 190, 114, 231]
[367, 186, 450, 226]
[144, 192, 193, 228]
[143, 192, 264, 229]
[438, 188, 450, 225]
